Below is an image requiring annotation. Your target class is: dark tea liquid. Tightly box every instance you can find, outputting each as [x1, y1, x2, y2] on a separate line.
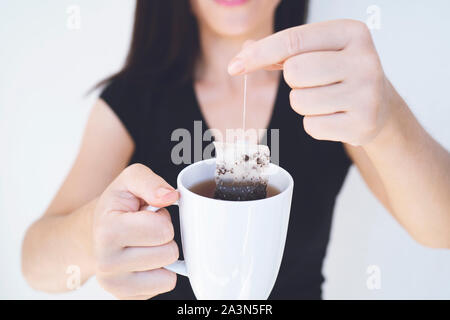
[189, 179, 280, 200]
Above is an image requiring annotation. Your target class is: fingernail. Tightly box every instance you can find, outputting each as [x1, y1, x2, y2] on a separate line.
[156, 187, 175, 198]
[228, 58, 245, 75]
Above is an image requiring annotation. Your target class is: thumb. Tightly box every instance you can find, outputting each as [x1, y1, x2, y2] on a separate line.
[228, 39, 283, 74]
[109, 164, 179, 209]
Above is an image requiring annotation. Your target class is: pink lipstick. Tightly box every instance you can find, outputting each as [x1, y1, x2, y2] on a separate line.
[214, 0, 250, 7]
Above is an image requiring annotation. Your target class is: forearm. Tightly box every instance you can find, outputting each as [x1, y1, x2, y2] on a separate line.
[363, 83, 450, 248]
[21, 198, 97, 292]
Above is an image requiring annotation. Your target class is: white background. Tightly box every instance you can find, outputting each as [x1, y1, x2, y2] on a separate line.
[0, 0, 449, 299]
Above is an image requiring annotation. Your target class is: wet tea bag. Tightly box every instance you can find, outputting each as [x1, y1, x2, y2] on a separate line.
[213, 141, 270, 201]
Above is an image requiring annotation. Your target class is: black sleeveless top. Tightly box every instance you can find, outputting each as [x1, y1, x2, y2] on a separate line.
[100, 75, 351, 300]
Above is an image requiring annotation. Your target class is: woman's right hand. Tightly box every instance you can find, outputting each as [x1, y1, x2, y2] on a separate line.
[92, 163, 180, 300]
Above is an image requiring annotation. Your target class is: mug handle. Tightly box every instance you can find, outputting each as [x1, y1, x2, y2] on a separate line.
[145, 200, 189, 277]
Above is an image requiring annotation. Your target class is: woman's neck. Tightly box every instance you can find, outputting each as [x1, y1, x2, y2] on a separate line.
[195, 19, 275, 85]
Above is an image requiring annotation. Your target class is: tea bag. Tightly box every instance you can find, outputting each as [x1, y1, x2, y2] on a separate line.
[213, 141, 270, 201]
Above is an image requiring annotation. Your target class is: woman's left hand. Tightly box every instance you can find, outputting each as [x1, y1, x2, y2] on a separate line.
[228, 19, 394, 146]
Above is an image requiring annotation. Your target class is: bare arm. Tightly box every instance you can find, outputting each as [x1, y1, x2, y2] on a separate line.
[228, 19, 450, 248]
[347, 85, 450, 248]
[22, 99, 133, 292]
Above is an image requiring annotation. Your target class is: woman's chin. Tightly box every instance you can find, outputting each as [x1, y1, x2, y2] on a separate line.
[204, 19, 260, 38]
[191, 0, 277, 39]
[213, 27, 254, 38]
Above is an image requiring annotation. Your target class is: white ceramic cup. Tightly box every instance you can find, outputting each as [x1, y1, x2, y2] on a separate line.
[148, 158, 293, 300]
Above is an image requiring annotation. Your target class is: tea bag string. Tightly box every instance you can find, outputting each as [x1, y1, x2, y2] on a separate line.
[242, 74, 247, 135]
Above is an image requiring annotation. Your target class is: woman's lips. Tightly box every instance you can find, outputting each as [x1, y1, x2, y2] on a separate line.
[213, 0, 250, 7]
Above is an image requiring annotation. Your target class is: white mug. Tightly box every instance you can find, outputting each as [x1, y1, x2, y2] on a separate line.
[148, 158, 293, 300]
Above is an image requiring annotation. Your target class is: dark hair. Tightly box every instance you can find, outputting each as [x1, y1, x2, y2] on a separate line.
[98, 0, 309, 89]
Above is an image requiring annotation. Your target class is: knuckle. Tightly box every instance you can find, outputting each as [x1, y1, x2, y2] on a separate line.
[283, 58, 298, 88]
[166, 241, 180, 263]
[289, 89, 296, 106]
[97, 276, 128, 298]
[289, 90, 302, 113]
[157, 218, 175, 244]
[122, 163, 139, 176]
[128, 163, 146, 171]
[144, 269, 177, 295]
[285, 28, 303, 55]
[142, 269, 177, 296]
[122, 163, 151, 178]
[302, 116, 315, 136]
[303, 116, 324, 141]
[164, 271, 177, 292]
[156, 208, 171, 221]
[347, 19, 371, 41]
[96, 276, 113, 292]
